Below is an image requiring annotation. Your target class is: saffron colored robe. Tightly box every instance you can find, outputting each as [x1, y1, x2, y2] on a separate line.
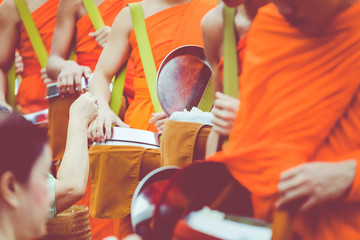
[16, 0, 58, 114]
[48, 1, 135, 239]
[208, 2, 360, 227]
[125, 0, 217, 132]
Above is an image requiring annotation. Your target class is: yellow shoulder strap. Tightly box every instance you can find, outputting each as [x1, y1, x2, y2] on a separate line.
[13, 0, 48, 68]
[129, 2, 162, 113]
[223, 5, 238, 98]
[81, 0, 105, 30]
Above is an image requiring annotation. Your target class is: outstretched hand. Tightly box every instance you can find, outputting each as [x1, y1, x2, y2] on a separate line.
[69, 92, 99, 125]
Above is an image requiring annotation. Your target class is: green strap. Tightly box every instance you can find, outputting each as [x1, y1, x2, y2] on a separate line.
[81, 0, 127, 114]
[223, 5, 238, 98]
[129, 3, 162, 113]
[81, 0, 105, 30]
[14, 0, 48, 68]
[197, 76, 214, 112]
[81, 0, 126, 115]
[6, 63, 16, 107]
[109, 66, 127, 114]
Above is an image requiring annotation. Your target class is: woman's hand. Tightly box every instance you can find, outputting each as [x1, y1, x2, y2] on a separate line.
[69, 92, 99, 125]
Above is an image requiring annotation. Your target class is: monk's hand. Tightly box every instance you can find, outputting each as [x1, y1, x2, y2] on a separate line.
[277, 160, 356, 213]
[57, 60, 91, 96]
[87, 101, 129, 143]
[15, 52, 23, 75]
[41, 68, 55, 85]
[0, 101, 13, 113]
[89, 26, 111, 48]
[69, 92, 99, 125]
[149, 112, 167, 134]
[211, 92, 239, 136]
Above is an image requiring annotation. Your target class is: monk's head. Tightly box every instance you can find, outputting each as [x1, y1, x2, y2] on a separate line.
[272, 0, 358, 34]
[223, 0, 245, 7]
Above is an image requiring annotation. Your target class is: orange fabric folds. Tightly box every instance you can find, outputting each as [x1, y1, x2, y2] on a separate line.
[76, 0, 135, 99]
[89, 145, 161, 219]
[208, 2, 360, 220]
[16, 0, 58, 113]
[125, 0, 217, 131]
[161, 120, 212, 167]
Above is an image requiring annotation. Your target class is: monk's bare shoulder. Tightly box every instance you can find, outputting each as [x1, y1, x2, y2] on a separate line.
[0, 0, 20, 26]
[201, 4, 224, 45]
[58, 0, 83, 18]
[201, 4, 224, 65]
[112, 6, 133, 36]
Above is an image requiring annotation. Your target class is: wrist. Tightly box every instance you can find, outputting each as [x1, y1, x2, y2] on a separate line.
[68, 115, 90, 128]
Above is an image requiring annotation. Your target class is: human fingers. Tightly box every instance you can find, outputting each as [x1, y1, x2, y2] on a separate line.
[149, 112, 167, 123]
[94, 117, 106, 143]
[71, 72, 83, 95]
[212, 125, 230, 136]
[57, 75, 67, 96]
[88, 121, 96, 142]
[83, 66, 92, 79]
[104, 119, 113, 139]
[99, 39, 107, 48]
[276, 184, 309, 210]
[154, 118, 166, 129]
[211, 114, 231, 129]
[280, 165, 303, 181]
[298, 196, 318, 213]
[212, 107, 236, 121]
[66, 74, 76, 95]
[114, 116, 129, 128]
[88, 28, 102, 38]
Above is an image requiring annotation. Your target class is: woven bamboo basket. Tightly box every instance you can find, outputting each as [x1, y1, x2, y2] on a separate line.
[41, 205, 92, 240]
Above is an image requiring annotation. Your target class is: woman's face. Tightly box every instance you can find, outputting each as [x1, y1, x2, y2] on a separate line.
[17, 145, 52, 239]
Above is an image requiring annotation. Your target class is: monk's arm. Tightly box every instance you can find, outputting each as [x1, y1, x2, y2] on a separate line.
[88, 7, 132, 142]
[0, 0, 19, 111]
[47, 0, 90, 94]
[201, 4, 224, 94]
[54, 93, 98, 213]
[202, 4, 232, 158]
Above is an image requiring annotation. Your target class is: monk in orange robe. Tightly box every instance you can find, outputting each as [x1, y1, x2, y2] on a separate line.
[207, 0, 360, 230]
[46, 0, 136, 239]
[0, 0, 58, 114]
[89, 0, 217, 139]
[88, 0, 216, 238]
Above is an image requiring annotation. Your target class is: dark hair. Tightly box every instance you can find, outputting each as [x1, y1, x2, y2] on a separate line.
[0, 112, 48, 183]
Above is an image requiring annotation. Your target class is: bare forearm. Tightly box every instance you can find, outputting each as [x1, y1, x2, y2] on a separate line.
[89, 71, 112, 106]
[46, 55, 70, 80]
[57, 119, 89, 186]
[55, 119, 89, 212]
[0, 70, 8, 103]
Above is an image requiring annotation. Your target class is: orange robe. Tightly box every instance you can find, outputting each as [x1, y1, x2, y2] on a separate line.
[50, 0, 136, 162]
[125, 0, 217, 132]
[49, 1, 136, 239]
[208, 2, 360, 225]
[16, 0, 58, 114]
